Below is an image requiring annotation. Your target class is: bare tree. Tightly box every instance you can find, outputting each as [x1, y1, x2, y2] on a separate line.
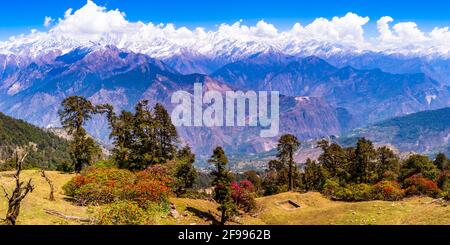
[1, 151, 34, 225]
[40, 170, 55, 201]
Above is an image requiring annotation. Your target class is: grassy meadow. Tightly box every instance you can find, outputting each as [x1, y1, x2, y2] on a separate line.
[0, 170, 449, 225]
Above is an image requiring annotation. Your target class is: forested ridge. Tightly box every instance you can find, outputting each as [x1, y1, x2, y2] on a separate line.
[0, 112, 71, 170]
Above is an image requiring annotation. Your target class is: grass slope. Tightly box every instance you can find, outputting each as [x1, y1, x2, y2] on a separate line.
[1, 171, 449, 225]
[0, 170, 87, 224]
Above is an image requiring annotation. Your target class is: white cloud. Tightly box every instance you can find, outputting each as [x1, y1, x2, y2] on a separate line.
[44, 16, 54, 28]
[377, 16, 427, 44]
[51, 0, 136, 40]
[2, 0, 450, 57]
[376, 15, 450, 54]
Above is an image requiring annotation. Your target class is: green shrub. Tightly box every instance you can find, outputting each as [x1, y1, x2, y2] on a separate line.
[437, 170, 450, 191]
[444, 192, 450, 201]
[322, 179, 341, 197]
[331, 184, 373, 201]
[371, 181, 405, 201]
[323, 179, 405, 201]
[93, 201, 153, 225]
[400, 155, 440, 181]
[92, 159, 117, 168]
[321, 179, 369, 200]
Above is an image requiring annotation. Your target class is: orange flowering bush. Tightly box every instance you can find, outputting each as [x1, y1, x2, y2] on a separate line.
[403, 175, 440, 197]
[371, 181, 405, 201]
[123, 165, 173, 208]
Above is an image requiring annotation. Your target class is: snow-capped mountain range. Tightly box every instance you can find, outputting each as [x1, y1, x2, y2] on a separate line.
[1, 0, 450, 60]
[1, 0, 450, 158]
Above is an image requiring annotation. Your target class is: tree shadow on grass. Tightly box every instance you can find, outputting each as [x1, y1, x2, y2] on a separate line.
[186, 207, 220, 225]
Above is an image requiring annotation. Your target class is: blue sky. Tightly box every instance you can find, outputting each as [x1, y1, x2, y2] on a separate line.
[1, 0, 449, 40]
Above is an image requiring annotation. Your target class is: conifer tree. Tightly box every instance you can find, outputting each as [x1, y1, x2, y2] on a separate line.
[154, 103, 178, 162]
[303, 158, 325, 191]
[351, 138, 377, 183]
[59, 96, 99, 172]
[277, 134, 300, 191]
[174, 146, 198, 197]
[317, 140, 350, 182]
[400, 154, 440, 181]
[209, 146, 237, 225]
[376, 146, 400, 181]
[434, 153, 449, 171]
[97, 101, 178, 170]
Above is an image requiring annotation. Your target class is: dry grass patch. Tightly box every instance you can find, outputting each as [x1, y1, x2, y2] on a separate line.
[0, 170, 88, 225]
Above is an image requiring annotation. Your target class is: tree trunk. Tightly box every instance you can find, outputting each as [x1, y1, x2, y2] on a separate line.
[2, 151, 34, 225]
[5, 204, 20, 225]
[220, 208, 226, 225]
[40, 170, 55, 201]
[288, 150, 293, 191]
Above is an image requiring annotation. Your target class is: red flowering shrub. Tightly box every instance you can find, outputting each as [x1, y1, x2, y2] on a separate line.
[403, 175, 440, 197]
[124, 165, 172, 207]
[371, 181, 405, 201]
[139, 164, 173, 184]
[64, 166, 172, 207]
[231, 180, 257, 212]
[63, 168, 134, 205]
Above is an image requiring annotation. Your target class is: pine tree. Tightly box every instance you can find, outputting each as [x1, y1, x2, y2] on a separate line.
[59, 96, 99, 172]
[98, 101, 179, 170]
[303, 158, 325, 191]
[174, 146, 198, 197]
[376, 146, 400, 181]
[133, 100, 158, 167]
[434, 153, 449, 171]
[209, 146, 237, 225]
[317, 140, 350, 182]
[400, 154, 440, 181]
[277, 134, 300, 191]
[154, 103, 178, 163]
[351, 138, 377, 183]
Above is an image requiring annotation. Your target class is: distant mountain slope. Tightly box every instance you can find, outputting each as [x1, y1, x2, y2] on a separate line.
[0, 112, 70, 169]
[1, 46, 449, 156]
[324, 52, 450, 86]
[0, 47, 345, 155]
[212, 55, 450, 127]
[342, 107, 450, 155]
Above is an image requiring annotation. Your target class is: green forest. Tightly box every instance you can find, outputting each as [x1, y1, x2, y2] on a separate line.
[0, 112, 71, 170]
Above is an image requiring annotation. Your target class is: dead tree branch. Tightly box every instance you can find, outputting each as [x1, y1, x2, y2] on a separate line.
[40, 170, 55, 201]
[43, 209, 92, 223]
[3, 151, 34, 225]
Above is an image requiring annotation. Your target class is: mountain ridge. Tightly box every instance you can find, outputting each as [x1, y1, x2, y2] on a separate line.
[342, 107, 450, 155]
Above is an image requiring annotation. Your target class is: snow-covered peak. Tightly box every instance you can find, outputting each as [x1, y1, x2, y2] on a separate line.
[1, 0, 450, 60]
